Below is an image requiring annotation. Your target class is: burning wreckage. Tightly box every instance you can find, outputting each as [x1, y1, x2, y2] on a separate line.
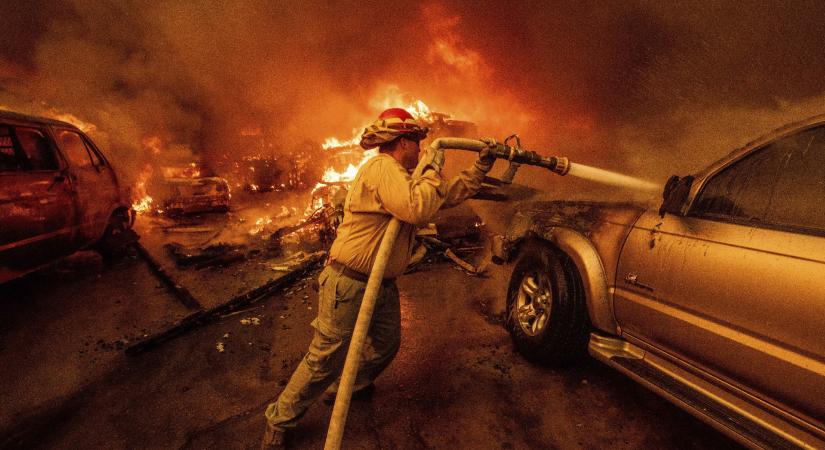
[155, 166, 231, 216]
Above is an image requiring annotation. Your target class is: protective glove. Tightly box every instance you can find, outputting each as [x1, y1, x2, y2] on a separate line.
[418, 143, 445, 175]
[475, 137, 498, 173]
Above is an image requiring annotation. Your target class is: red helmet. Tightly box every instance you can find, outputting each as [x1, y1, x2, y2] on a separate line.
[360, 108, 428, 149]
[377, 108, 426, 134]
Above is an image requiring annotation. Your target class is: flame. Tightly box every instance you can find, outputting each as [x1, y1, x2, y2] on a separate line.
[131, 164, 154, 214]
[322, 131, 361, 150]
[161, 162, 202, 179]
[45, 110, 97, 133]
[132, 194, 154, 214]
[248, 216, 273, 235]
[369, 92, 435, 122]
[322, 164, 358, 183]
[185, 162, 201, 178]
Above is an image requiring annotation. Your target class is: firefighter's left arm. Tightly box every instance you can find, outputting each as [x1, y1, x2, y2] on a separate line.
[441, 141, 496, 208]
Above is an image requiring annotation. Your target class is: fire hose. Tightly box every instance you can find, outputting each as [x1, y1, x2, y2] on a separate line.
[324, 137, 569, 450]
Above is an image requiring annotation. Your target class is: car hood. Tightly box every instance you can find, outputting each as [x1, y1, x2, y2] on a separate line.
[509, 200, 646, 238]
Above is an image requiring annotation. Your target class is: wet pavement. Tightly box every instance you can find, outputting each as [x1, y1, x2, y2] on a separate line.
[0, 247, 740, 449]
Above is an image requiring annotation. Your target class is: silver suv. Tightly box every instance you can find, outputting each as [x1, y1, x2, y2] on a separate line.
[493, 115, 825, 449]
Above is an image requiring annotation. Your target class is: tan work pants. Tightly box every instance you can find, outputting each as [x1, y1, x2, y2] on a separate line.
[264, 265, 400, 430]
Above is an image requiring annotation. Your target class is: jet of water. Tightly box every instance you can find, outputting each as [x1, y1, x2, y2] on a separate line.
[566, 163, 661, 194]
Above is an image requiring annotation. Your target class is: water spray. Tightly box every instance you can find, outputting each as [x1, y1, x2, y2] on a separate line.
[429, 135, 660, 193]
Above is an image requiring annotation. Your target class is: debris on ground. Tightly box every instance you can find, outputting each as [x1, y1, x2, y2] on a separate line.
[163, 226, 218, 234]
[126, 251, 326, 355]
[240, 317, 261, 326]
[55, 250, 104, 275]
[271, 251, 327, 272]
[216, 342, 225, 353]
[164, 242, 248, 269]
[406, 205, 491, 275]
[99, 228, 141, 257]
[444, 249, 488, 275]
[133, 243, 203, 311]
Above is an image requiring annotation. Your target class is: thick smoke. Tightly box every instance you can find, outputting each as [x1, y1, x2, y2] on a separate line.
[2, 0, 825, 190]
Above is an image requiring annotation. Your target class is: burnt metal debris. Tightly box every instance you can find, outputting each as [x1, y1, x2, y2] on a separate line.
[125, 251, 325, 356]
[133, 242, 203, 310]
[164, 242, 249, 269]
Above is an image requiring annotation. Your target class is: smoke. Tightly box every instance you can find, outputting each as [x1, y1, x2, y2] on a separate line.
[2, 0, 825, 190]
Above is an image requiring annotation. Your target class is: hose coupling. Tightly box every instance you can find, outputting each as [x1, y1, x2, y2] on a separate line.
[550, 156, 570, 176]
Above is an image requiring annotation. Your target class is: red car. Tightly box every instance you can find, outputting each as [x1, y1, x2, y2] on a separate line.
[0, 110, 133, 283]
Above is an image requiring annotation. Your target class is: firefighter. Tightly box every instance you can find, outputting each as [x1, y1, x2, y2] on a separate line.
[261, 108, 496, 449]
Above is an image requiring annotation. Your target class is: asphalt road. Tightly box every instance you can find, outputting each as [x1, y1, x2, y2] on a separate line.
[0, 249, 739, 450]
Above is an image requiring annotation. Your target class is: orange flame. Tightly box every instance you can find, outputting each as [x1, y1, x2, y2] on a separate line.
[45, 110, 97, 133]
[131, 164, 154, 214]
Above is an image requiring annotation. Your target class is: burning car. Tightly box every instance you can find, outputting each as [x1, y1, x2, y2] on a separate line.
[0, 110, 133, 284]
[236, 156, 284, 193]
[153, 166, 230, 215]
[493, 115, 825, 448]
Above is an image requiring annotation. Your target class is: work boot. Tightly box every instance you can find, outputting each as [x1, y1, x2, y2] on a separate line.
[322, 383, 376, 406]
[260, 422, 286, 450]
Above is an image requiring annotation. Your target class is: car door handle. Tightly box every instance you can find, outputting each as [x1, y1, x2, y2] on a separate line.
[47, 173, 67, 191]
[625, 273, 654, 291]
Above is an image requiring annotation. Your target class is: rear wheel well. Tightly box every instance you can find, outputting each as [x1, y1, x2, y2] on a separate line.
[96, 206, 135, 257]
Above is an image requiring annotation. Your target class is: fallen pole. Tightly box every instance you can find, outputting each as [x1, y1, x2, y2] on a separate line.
[125, 252, 325, 356]
[133, 242, 203, 311]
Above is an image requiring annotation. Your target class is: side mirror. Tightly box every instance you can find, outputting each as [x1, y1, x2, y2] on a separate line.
[659, 175, 694, 217]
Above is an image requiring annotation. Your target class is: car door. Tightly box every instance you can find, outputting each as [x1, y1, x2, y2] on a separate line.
[52, 127, 119, 244]
[614, 124, 825, 429]
[0, 123, 76, 281]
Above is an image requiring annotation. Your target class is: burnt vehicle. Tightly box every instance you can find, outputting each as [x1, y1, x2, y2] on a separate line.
[159, 177, 230, 216]
[238, 156, 283, 192]
[494, 115, 825, 448]
[0, 110, 133, 284]
[425, 112, 478, 139]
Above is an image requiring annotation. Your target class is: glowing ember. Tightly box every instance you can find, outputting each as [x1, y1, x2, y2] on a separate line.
[249, 216, 273, 235]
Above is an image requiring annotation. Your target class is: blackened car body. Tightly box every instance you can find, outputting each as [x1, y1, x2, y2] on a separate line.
[0, 110, 133, 284]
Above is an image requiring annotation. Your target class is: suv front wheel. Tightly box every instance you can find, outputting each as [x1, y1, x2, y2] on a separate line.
[506, 241, 590, 367]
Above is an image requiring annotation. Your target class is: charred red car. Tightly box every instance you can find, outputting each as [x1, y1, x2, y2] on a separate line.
[0, 110, 133, 284]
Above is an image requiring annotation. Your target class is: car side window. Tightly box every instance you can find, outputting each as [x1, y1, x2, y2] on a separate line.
[0, 126, 23, 171]
[81, 136, 106, 167]
[15, 127, 59, 171]
[56, 129, 94, 168]
[762, 126, 825, 233]
[691, 125, 825, 234]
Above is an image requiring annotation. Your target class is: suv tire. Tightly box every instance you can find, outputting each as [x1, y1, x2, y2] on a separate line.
[506, 240, 590, 367]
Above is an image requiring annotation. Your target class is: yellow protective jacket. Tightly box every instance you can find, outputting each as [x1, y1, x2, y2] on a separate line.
[328, 153, 488, 278]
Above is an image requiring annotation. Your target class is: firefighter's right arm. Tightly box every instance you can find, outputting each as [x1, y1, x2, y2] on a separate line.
[375, 157, 446, 226]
